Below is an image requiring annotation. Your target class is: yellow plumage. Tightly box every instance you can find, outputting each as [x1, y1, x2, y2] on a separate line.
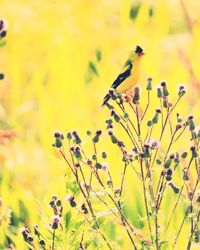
[117, 57, 141, 94]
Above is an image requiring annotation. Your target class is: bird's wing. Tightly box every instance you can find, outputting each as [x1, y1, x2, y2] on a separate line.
[111, 61, 133, 89]
[101, 60, 133, 107]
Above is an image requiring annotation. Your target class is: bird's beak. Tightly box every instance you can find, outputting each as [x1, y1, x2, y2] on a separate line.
[139, 52, 145, 56]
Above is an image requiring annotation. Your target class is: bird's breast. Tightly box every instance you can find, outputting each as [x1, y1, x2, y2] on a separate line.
[117, 64, 140, 93]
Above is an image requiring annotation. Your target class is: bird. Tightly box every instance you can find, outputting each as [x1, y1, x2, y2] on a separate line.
[101, 45, 145, 107]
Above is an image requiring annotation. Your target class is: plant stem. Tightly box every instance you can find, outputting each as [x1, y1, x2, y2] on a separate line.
[173, 208, 189, 248]
[135, 104, 141, 136]
[187, 208, 200, 250]
[140, 91, 150, 121]
[140, 159, 154, 245]
[52, 229, 55, 250]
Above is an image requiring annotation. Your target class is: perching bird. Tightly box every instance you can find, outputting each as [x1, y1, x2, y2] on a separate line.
[102, 45, 145, 107]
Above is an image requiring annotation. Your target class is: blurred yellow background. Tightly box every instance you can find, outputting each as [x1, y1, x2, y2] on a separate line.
[0, 0, 200, 248]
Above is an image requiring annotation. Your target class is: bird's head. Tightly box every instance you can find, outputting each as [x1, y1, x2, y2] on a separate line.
[129, 45, 145, 60]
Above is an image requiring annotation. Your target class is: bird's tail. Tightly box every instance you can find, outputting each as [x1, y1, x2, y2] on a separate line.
[101, 93, 111, 109]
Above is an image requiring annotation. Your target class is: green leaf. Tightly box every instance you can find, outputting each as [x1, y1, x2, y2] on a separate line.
[89, 61, 99, 76]
[96, 49, 102, 62]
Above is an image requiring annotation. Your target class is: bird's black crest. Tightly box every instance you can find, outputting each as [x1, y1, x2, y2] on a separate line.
[135, 45, 143, 54]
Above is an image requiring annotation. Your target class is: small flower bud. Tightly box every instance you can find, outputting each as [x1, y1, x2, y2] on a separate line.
[67, 132, 72, 140]
[51, 215, 61, 229]
[56, 200, 62, 206]
[0, 20, 4, 30]
[96, 130, 102, 136]
[72, 131, 81, 144]
[190, 146, 198, 158]
[27, 235, 34, 242]
[162, 96, 168, 108]
[49, 200, 55, 206]
[166, 169, 173, 175]
[164, 158, 172, 169]
[117, 141, 125, 148]
[0, 30, 7, 38]
[169, 183, 180, 194]
[106, 119, 113, 125]
[75, 163, 80, 168]
[176, 113, 182, 123]
[106, 178, 113, 186]
[102, 162, 109, 172]
[106, 102, 114, 109]
[134, 154, 139, 160]
[107, 128, 113, 136]
[156, 158, 162, 165]
[161, 81, 169, 97]
[188, 116, 195, 131]
[86, 130, 92, 136]
[181, 152, 188, 158]
[65, 194, 74, 202]
[75, 135, 81, 144]
[166, 175, 172, 181]
[95, 162, 102, 169]
[139, 152, 145, 158]
[110, 134, 118, 144]
[133, 87, 140, 104]
[156, 108, 161, 113]
[75, 146, 80, 152]
[52, 195, 57, 201]
[177, 84, 187, 97]
[188, 115, 194, 120]
[111, 110, 121, 123]
[169, 153, 175, 159]
[70, 200, 76, 207]
[160, 81, 166, 87]
[183, 171, 189, 181]
[51, 215, 61, 224]
[124, 112, 129, 120]
[39, 240, 46, 246]
[152, 110, 160, 124]
[52, 222, 58, 229]
[87, 159, 92, 165]
[102, 152, 107, 159]
[92, 134, 99, 143]
[176, 124, 182, 130]
[20, 227, 29, 241]
[162, 83, 169, 96]
[81, 204, 88, 214]
[33, 225, 39, 236]
[114, 113, 121, 122]
[146, 77, 152, 91]
[156, 86, 162, 98]
[92, 154, 97, 161]
[149, 139, 160, 149]
[195, 126, 200, 138]
[114, 188, 121, 195]
[0, 73, 4, 80]
[122, 155, 128, 162]
[143, 144, 150, 158]
[81, 182, 89, 190]
[55, 138, 62, 148]
[127, 151, 134, 161]
[147, 120, 152, 127]
[74, 150, 82, 160]
[54, 131, 61, 138]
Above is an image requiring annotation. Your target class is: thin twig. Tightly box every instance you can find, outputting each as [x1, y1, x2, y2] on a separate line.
[140, 91, 150, 121]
